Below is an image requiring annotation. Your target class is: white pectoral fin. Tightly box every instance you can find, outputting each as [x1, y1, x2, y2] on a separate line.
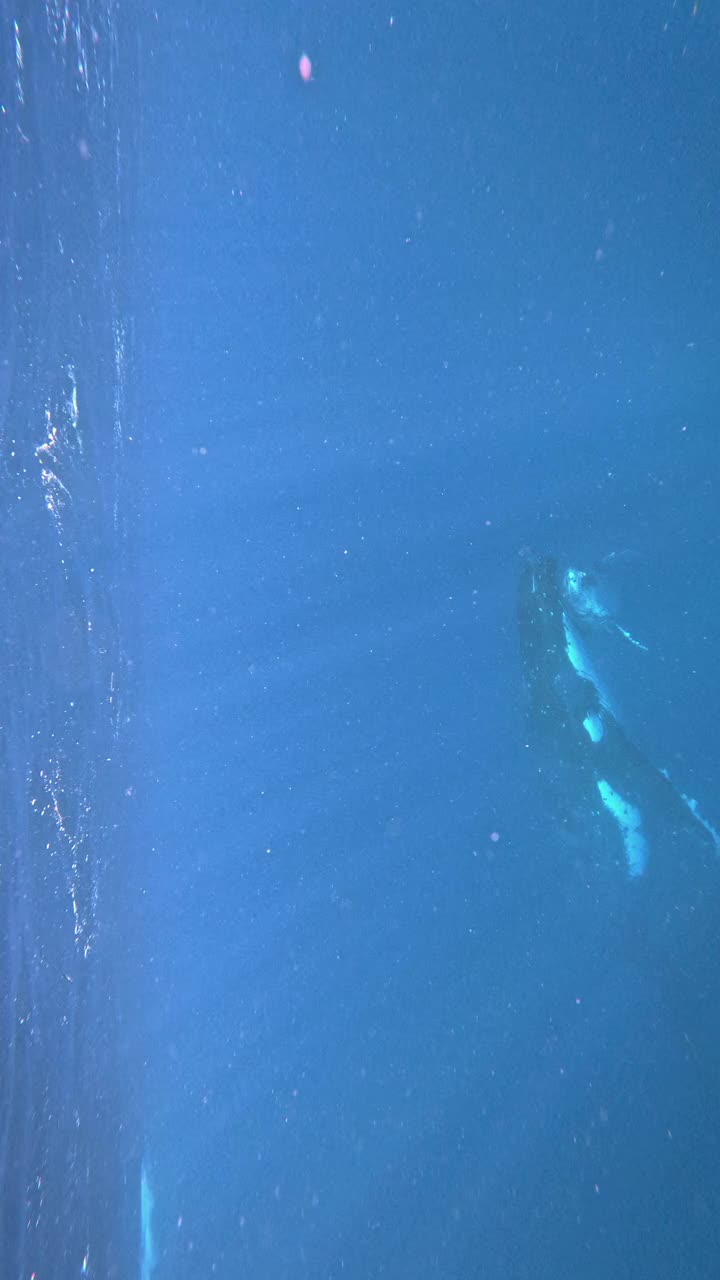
[613, 621, 648, 652]
[596, 778, 647, 877]
[141, 1164, 156, 1280]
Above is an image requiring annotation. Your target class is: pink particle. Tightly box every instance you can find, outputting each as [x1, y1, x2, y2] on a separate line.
[489, 831, 500, 843]
[299, 54, 312, 82]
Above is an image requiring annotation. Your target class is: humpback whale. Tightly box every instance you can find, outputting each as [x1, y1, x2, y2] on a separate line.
[518, 555, 720, 1040]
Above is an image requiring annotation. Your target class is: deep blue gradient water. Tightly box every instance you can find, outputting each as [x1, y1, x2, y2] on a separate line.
[3, 2, 720, 1278]
[0, 4, 140, 1276]
[136, 5, 720, 1277]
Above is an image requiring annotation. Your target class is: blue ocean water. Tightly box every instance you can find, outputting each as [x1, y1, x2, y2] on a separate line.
[0, 4, 141, 1275]
[3, 2, 720, 1278]
[136, 4, 720, 1276]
